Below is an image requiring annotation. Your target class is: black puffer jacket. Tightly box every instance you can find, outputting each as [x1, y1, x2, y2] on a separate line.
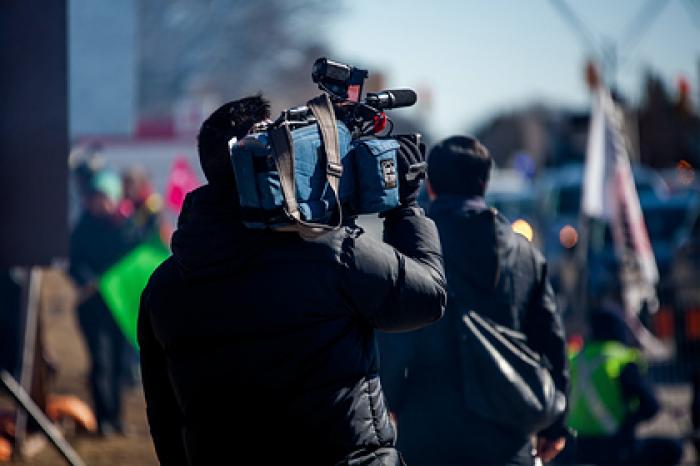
[378, 195, 568, 465]
[138, 185, 446, 465]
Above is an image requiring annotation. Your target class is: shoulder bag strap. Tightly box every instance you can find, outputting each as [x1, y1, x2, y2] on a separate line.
[268, 124, 301, 222]
[269, 94, 344, 238]
[306, 93, 343, 229]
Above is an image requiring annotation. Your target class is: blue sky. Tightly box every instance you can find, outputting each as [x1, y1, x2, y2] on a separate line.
[325, 0, 700, 139]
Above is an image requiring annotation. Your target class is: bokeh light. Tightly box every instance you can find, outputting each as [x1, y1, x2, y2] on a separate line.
[512, 219, 534, 242]
[559, 225, 579, 249]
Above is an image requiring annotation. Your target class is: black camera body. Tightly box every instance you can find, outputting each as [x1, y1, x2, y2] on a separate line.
[312, 58, 369, 101]
[272, 57, 418, 139]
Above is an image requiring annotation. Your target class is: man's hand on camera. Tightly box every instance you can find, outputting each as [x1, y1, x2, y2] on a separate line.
[536, 435, 566, 463]
[395, 135, 427, 207]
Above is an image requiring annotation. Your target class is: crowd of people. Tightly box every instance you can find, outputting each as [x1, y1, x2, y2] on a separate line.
[0, 94, 690, 466]
[69, 155, 164, 436]
[135, 95, 685, 465]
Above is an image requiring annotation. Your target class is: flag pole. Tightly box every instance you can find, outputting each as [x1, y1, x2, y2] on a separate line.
[575, 60, 602, 331]
[573, 213, 591, 331]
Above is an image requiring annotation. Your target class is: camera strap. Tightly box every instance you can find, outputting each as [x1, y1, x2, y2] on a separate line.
[269, 93, 343, 239]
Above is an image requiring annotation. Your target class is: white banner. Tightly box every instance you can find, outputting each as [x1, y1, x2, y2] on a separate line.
[582, 87, 667, 359]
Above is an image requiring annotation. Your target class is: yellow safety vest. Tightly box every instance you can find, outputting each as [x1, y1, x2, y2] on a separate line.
[567, 341, 642, 436]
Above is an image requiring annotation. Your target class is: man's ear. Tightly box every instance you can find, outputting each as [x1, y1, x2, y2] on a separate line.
[426, 179, 437, 201]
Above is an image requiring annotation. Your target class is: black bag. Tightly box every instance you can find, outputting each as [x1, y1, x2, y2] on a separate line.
[456, 308, 566, 436]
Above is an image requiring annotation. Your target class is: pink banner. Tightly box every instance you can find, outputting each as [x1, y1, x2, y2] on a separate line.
[165, 156, 201, 213]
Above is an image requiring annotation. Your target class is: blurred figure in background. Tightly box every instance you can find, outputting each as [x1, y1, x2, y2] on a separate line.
[118, 166, 165, 388]
[120, 166, 164, 242]
[70, 144, 106, 200]
[69, 166, 134, 435]
[379, 136, 569, 465]
[567, 305, 683, 466]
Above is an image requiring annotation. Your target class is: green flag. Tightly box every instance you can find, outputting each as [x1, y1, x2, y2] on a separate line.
[99, 238, 170, 349]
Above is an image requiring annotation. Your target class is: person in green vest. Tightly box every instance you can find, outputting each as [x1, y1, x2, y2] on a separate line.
[566, 306, 682, 465]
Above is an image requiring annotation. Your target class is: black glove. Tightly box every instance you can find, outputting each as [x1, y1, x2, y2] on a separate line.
[394, 134, 427, 207]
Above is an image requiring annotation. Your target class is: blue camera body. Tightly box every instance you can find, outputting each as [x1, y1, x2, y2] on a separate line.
[230, 121, 400, 231]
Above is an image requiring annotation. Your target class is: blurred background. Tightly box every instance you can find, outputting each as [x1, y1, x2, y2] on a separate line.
[1, 0, 700, 464]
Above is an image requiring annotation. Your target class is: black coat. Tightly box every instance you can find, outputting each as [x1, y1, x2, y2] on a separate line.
[69, 211, 135, 287]
[69, 210, 136, 332]
[378, 196, 569, 465]
[137, 185, 446, 465]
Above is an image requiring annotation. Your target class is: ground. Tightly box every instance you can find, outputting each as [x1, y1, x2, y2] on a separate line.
[639, 384, 696, 464]
[3, 269, 158, 466]
[1, 268, 697, 465]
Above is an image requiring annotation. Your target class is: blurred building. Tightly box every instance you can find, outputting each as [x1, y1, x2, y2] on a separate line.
[473, 105, 590, 170]
[70, 0, 137, 138]
[69, 0, 335, 141]
[473, 73, 700, 172]
[638, 73, 700, 169]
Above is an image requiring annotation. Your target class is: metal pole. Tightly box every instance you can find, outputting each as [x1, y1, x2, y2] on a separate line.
[13, 266, 42, 457]
[574, 214, 591, 327]
[1, 370, 85, 466]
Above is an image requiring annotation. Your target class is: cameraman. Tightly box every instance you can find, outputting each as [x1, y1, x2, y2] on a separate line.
[137, 95, 446, 465]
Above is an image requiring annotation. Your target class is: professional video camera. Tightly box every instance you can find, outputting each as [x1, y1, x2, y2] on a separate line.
[276, 58, 418, 138]
[230, 58, 423, 238]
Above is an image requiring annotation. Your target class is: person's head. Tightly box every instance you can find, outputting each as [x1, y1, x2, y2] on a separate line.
[85, 170, 122, 217]
[427, 135, 492, 198]
[71, 150, 106, 199]
[122, 165, 153, 204]
[197, 95, 270, 189]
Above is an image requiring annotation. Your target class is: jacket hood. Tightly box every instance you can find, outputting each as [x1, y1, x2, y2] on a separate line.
[429, 195, 517, 291]
[171, 184, 271, 281]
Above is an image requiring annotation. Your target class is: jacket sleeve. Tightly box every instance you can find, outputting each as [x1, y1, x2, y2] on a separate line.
[523, 254, 570, 439]
[341, 207, 446, 332]
[138, 286, 188, 465]
[617, 362, 660, 439]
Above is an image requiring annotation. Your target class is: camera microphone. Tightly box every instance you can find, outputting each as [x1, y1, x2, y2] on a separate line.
[365, 89, 417, 110]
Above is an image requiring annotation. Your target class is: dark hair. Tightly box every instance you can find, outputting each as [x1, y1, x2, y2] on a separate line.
[197, 95, 270, 187]
[427, 135, 492, 197]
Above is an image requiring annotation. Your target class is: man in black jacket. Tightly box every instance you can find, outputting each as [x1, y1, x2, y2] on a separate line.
[378, 136, 569, 465]
[137, 95, 446, 465]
